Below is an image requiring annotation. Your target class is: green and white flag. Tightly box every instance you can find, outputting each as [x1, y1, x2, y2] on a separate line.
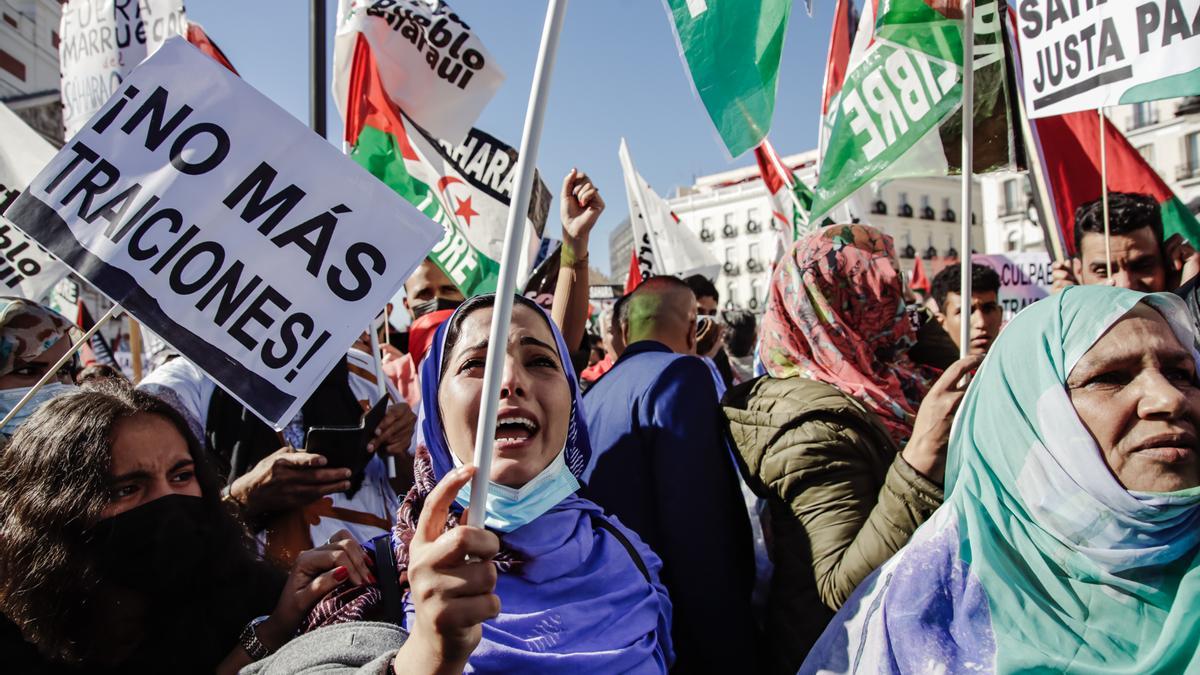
[812, 0, 1018, 222]
[664, 0, 793, 158]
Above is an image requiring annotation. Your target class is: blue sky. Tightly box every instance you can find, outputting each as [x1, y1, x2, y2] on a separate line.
[187, 0, 833, 278]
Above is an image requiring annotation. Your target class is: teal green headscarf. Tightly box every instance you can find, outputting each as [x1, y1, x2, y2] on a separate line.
[801, 285, 1200, 674]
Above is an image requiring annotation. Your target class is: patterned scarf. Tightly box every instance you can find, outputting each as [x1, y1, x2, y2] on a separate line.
[0, 297, 75, 377]
[758, 224, 936, 444]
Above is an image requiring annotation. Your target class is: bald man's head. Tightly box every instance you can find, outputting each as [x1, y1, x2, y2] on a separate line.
[625, 276, 698, 354]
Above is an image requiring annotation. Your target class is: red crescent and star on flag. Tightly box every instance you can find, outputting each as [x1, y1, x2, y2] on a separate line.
[436, 176, 480, 228]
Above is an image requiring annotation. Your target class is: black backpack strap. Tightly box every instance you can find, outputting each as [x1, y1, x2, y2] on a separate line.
[589, 513, 651, 584]
[372, 534, 406, 626]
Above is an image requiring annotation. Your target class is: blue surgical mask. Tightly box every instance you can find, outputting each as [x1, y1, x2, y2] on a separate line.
[453, 450, 580, 533]
[0, 382, 77, 436]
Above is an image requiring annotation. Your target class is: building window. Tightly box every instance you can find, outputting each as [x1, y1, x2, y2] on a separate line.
[1137, 144, 1155, 165]
[0, 48, 25, 81]
[1002, 179, 1020, 216]
[1182, 132, 1200, 181]
[749, 280, 762, 310]
[748, 243, 760, 261]
[725, 246, 736, 265]
[724, 213, 734, 227]
[1006, 230, 1020, 252]
[920, 195, 935, 220]
[1131, 102, 1157, 129]
[726, 283, 738, 307]
[898, 192, 913, 218]
[746, 207, 761, 233]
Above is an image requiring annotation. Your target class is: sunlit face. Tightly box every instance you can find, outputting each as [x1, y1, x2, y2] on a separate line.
[939, 290, 1003, 356]
[1067, 304, 1200, 492]
[1075, 230, 1166, 293]
[438, 304, 571, 487]
[0, 337, 75, 389]
[102, 413, 201, 519]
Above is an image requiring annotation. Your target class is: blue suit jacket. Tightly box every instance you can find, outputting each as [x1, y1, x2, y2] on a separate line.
[582, 340, 757, 672]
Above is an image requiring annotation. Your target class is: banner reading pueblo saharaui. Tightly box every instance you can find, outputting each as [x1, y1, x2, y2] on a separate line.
[1015, 0, 1200, 118]
[333, 0, 505, 143]
[3, 38, 442, 428]
[59, 0, 188, 138]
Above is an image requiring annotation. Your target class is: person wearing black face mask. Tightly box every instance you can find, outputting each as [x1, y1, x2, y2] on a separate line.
[0, 382, 373, 674]
[403, 259, 466, 321]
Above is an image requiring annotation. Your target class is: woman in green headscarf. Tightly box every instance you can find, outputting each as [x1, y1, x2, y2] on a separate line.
[800, 285, 1200, 674]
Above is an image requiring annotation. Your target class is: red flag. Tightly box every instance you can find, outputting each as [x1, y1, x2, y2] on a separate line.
[186, 23, 239, 75]
[909, 256, 931, 295]
[1033, 111, 1200, 257]
[820, 0, 859, 116]
[624, 250, 642, 295]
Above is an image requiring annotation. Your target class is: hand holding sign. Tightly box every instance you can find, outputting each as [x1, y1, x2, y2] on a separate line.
[2, 38, 442, 429]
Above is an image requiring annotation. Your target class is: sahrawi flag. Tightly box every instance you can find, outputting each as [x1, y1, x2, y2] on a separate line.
[812, 0, 1020, 222]
[1033, 110, 1200, 256]
[342, 36, 549, 296]
[753, 139, 814, 257]
[619, 139, 720, 288]
[333, 0, 505, 143]
[664, 0, 793, 158]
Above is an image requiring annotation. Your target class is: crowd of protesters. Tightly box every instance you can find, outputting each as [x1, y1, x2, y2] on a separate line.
[0, 173, 1197, 674]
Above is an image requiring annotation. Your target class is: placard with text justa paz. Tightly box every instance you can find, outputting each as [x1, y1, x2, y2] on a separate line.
[2, 37, 442, 429]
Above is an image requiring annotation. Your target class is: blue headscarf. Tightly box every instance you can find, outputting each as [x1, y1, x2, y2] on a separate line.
[307, 295, 673, 674]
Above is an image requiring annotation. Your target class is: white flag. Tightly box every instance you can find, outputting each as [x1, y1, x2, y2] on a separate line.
[618, 139, 720, 282]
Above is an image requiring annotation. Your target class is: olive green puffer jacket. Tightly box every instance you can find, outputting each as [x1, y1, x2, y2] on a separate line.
[723, 375, 943, 675]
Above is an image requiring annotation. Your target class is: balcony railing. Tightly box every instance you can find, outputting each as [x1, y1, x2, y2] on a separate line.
[1127, 110, 1160, 130]
[1178, 163, 1200, 181]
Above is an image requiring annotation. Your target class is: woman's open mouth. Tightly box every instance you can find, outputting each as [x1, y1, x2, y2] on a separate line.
[494, 414, 540, 448]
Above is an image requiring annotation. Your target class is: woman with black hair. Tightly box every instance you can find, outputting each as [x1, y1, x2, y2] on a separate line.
[0, 382, 370, 674]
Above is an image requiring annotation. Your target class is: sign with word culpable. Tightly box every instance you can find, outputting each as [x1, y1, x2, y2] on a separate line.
[3, 38, 442, 428]
[1015, 0, 1200, 118]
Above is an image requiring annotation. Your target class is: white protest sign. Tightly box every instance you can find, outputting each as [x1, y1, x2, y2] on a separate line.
[0, 104, 74, 300]
[333, 0, 505, 143]
[3, 38, 442, 428]
[1015, 0, 1200, 118]
[974, 252, 1053, 320]
[59, 0, 188, 138]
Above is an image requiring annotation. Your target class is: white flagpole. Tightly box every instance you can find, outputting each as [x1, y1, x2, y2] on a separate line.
[959, 0, 975, 359]
[367, 316, 396, 478]
[1099, 108, 1112, 278]
[0, 304, 122, 430]
[467, 0, 568, 528]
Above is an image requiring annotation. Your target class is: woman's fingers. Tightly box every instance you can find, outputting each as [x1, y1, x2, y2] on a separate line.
[296, 546, 370, 587]
[428, 556, 499, 598]
[560, 168, 578, 197]
[427, 594, 502, 631]
[298, 565, 354, 608]
[421, 525, 501, 569]
[415, 466, 475, 547]
[937, 354, 985, 392]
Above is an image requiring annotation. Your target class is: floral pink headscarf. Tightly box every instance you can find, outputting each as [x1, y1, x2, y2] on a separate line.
[759, 225, 937, 444]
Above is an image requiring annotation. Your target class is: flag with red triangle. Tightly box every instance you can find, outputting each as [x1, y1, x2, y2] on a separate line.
[186, 22, 239, 75]
[1031, 110, 1200, 257]
[339, 37, 548, 296]
[909, 255, 931, 294]
[754, 139, 815, 258]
